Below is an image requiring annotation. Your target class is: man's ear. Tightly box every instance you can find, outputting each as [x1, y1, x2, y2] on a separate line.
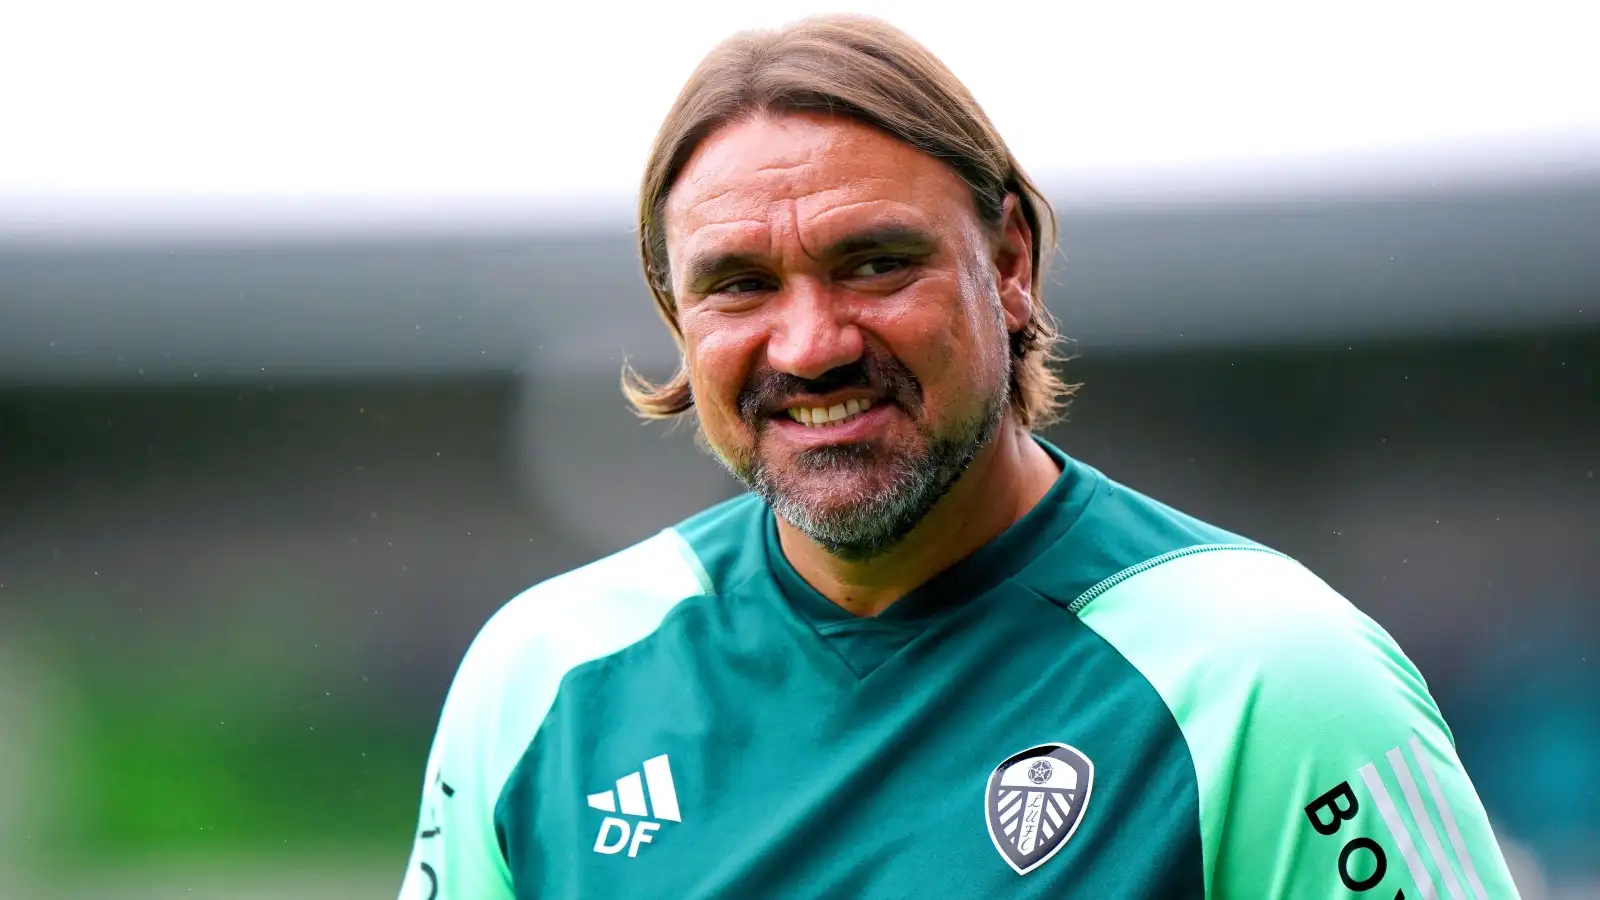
[993, 193, 1035, 334]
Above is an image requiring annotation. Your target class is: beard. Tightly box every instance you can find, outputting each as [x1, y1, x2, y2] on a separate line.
[719, 342, 1008, 562]
[753, 402, 1002, 561]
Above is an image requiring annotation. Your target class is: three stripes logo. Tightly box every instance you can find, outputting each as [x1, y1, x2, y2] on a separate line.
[1304, 736, 1491, 899]
[586, 754, 681, 858]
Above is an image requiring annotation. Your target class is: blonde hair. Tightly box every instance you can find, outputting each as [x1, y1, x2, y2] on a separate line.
[624, 13, 1074, 428]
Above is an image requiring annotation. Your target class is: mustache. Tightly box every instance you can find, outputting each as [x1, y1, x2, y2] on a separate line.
[738, 350, 922, 425]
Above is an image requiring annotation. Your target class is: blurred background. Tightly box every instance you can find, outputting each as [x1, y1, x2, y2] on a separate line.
[1, 0, 1596, 897]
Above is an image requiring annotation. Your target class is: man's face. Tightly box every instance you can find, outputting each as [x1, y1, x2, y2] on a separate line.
[663, 112, 1032, 560]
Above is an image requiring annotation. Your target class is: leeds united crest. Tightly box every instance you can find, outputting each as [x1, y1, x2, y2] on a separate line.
[984, 743, 1094, 875]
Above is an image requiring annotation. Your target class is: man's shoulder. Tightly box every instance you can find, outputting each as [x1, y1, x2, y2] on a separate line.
[1020, 457, 1268, 610]
[1079, 544, 1349, 641]
[457, 531, 711, 694]
[1076, 538, 1419, 708]
[465, 492, 764, 670]
[1044, 461, 1399, 675]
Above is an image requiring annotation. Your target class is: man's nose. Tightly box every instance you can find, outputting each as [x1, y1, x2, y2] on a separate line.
[765, 281, 862, 381]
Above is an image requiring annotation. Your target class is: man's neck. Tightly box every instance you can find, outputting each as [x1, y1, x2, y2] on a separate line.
[776, 417, 1060, 617]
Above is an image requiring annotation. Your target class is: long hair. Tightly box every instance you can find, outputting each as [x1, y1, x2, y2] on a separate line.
[624, 14, 1075, 429]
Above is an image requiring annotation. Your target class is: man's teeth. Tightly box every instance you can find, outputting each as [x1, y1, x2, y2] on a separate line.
[785, 398, 874, 427]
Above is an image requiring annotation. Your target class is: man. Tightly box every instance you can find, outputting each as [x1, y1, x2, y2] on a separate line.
[400, 14, 1521, 899]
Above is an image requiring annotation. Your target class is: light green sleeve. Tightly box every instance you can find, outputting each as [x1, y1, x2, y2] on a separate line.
[1079, 549, 1522, 900]
[396, 606, 523, 900]
[397, 531, 708, 899]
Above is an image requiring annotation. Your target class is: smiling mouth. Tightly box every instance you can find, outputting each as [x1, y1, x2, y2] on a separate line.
[782, 398, 876, 428]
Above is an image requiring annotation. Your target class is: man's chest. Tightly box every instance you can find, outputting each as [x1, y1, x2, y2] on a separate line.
[496, 595, 1205, 899]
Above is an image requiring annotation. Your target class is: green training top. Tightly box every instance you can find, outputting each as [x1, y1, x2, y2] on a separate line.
[399, 439, 1520, 899]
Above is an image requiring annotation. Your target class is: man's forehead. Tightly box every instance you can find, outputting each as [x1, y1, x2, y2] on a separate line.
[665, 113, 967, 238]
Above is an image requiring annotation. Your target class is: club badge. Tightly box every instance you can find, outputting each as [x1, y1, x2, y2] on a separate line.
[984, 743, 1094, 875]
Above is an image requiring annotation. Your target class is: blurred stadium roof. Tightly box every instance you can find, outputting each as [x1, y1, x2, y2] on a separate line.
[1, 0, 1596, 385]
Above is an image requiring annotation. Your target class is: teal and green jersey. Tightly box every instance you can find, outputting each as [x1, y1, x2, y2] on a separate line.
[399, 439, 1520, 899]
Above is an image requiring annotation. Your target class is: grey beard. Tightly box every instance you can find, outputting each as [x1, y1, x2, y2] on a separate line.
[735, 386, 1006, 562]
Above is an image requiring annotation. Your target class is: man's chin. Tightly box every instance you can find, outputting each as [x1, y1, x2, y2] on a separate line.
[775, 491, 877, 527]
[757, 457, 938, 558]
[768, 494, 910, 562]
[760, 459, 898, 503]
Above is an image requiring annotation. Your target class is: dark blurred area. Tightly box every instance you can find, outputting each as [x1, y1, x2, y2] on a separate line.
[1, 181, 1596, 897]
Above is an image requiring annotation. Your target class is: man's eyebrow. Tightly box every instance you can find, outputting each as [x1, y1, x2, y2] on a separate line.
[682, 252, 766, 293]
[680, 226, 938, 292]
[820, 226, 938, 259]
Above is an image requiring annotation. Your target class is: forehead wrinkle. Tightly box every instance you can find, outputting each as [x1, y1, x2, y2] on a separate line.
[754, 158, 816, 175]
[796, 195, 928, 227]
[679, 181, 746, 212]
[673, 177, 801, 244]
[794, 197, 937, 256]
[675, 148, 825, 216]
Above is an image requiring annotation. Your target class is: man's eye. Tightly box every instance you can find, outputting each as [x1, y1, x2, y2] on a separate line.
[714, 277, 771, 295]
[848, 256, 909, 278]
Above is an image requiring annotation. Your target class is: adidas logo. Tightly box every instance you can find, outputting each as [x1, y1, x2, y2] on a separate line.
[586, 754, 680, 857]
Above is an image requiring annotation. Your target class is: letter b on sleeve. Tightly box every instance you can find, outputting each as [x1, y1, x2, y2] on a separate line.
[1304, 781, 1360, 836]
